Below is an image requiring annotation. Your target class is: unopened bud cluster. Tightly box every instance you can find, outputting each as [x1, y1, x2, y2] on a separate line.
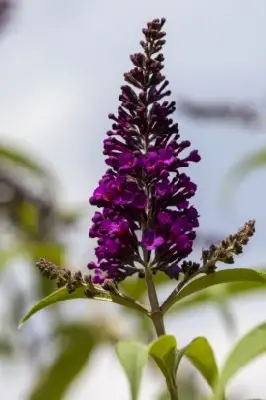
[36, 258, 92, 295]
[202, 220, 255, 271]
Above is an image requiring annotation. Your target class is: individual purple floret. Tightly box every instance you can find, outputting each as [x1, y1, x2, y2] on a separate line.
[88, 18, 201, 283]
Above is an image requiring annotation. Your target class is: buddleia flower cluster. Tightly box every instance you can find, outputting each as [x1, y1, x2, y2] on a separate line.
[88, 18, 201, 284]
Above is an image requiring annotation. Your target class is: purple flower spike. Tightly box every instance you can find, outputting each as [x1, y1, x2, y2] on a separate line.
[87, 18, 200, 283]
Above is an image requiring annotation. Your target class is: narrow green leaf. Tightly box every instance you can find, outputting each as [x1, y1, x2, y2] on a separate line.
[213, 323, 266, 400]
[162, 268, 266, 314]
[116, 341, 148, 400]
[19, 287, 86, 327]
[168, 279, 264, 315]
[149, 335, 178, 397]
[176, 337, 218, 390]
[28, 324, 98, 400]
[19, 285, 147, 327]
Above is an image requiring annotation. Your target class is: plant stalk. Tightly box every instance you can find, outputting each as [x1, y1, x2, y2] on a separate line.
[144, 266, 179, 399]
[145, 266, 165, 336]
[167, 380, 179, 400]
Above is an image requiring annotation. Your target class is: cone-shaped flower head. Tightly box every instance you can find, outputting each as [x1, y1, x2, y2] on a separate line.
[88, 18, 201, 284]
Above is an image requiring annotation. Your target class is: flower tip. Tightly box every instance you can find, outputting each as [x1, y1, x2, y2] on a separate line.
[190, 150, 201, 163]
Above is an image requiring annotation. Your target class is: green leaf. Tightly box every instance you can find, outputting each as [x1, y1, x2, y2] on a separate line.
[221, 146, 266, 207]
[149, 335, 178, 398]
[28, 323, 99, 400]
[176, 337, 218, 390]
[162, 268, 266, 314]
[19, 285, 147, 327]
[213, 322, 266, 400]
[116, 341, 148, 400]
[168, 279, 265, 315]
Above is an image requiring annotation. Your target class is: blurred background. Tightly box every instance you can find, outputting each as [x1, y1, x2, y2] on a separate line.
[1, 1, 266, 399]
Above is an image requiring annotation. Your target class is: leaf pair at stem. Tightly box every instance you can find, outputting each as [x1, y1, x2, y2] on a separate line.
[20, 267, 266, 399]
[116, 323, 266, 400]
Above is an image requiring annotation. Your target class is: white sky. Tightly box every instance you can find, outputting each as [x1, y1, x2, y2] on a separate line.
[1, 1, 266, 399]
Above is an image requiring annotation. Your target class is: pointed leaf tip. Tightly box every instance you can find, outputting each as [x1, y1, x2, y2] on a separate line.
[19, 287, 86, 328]
[176, 336, 218, 391]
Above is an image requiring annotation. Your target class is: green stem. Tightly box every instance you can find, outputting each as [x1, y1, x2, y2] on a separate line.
[145, 267, 179, 399]
[167, 380, 179, 400]
[145, 266, 165, 337]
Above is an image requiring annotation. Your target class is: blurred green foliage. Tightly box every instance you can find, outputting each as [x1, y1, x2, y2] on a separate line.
[29, 323, 113, 400]
[1, 5, 266, 398]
